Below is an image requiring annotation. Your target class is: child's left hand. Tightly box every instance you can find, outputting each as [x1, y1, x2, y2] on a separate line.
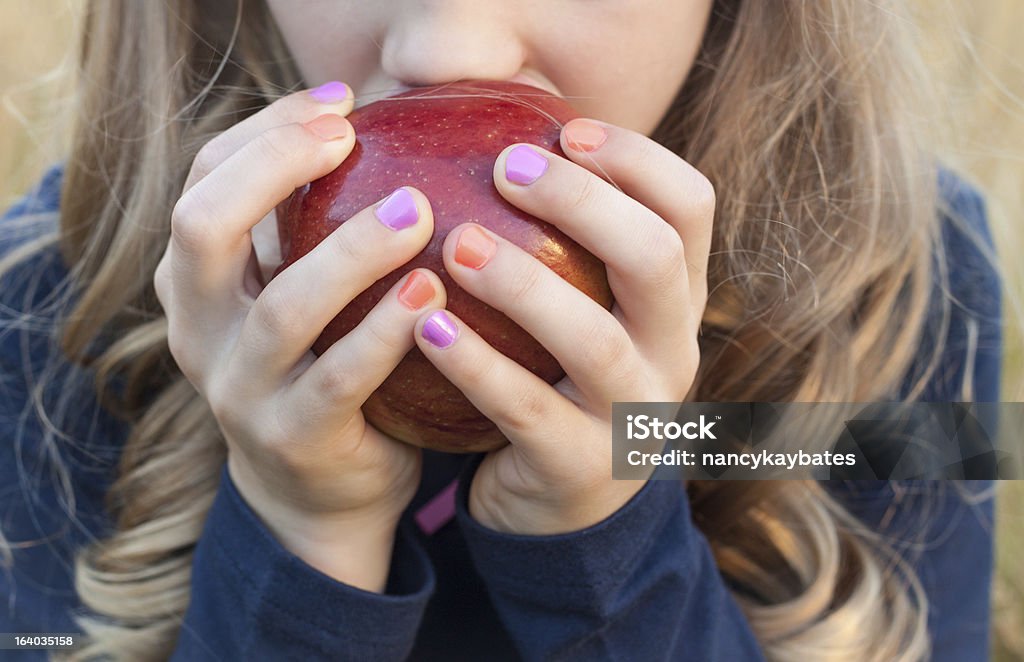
[413, 119, 714, 535]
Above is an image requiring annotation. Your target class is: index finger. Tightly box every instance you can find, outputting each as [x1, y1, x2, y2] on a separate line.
[167, 115, 356, 309]
[492, 144, 694, 355]
[561, 119, 715, 304]
[183, 81, 354, 193]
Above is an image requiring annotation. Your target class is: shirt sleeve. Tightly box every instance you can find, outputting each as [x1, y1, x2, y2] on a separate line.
[0, 276, 90, 655]
[1, 165, 98, 661]
[833, 168, 1002, 661]
[457, 168, 1004, 662]
[906, 170, 1000, 661]
[901, 167, 1002, 404]
[835, 481, 995, 662]
[2, 165, 437, 661]
[1, 318, 437, 662]
[455, 457, 766, 661]
[918, 169, 999, 660]
[172, 466, 435, 661]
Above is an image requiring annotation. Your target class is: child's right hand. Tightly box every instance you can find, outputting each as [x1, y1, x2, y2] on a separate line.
[153, 84, 444, 592]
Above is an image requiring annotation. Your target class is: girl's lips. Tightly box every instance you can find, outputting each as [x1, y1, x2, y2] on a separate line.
[362, 74, 563, 108]
[506, 73, 562, 98]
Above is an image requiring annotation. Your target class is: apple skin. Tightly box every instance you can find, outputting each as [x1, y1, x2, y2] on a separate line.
[274, 80, 613, 453]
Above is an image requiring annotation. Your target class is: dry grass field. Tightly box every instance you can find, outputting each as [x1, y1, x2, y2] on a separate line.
[1, 1, 1021, 658]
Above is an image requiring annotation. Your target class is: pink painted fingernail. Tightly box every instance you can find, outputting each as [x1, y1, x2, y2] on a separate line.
[310, 81, 350, 103]
[422, 311, 459, 349]
[375, 188, 419, 231]
[505, 145, 548, 185]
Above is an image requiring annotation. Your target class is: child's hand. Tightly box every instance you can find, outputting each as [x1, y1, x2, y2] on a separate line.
[153, 84, 445, 591]
[414, 120, 713, 535]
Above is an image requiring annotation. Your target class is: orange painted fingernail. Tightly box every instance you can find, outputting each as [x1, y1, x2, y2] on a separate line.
[303, 114, 348, 141]
[454, 225, 497, 269]
[564, 118, 607, 152]
[398, 272, 435, 311]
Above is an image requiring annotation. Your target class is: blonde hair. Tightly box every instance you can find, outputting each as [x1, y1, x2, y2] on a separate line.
[0, 0, 998, 659]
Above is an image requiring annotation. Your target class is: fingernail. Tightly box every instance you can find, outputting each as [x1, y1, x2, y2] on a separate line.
[398, 272, 435, 311]
[310, 81, 350, 103]
[505, 145, 548, 185]
[303, 114, 348, 141]
[454, 225, 497, 270]
[375, 188, 419, 231]
[422, 310, 459, 349]
[564, 118, 607, 152]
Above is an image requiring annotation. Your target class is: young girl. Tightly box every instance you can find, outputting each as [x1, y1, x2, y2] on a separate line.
[0, 1, 1003, 660]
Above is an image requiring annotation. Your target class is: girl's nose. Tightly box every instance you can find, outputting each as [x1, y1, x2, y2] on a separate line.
[379, 3, 525, 87]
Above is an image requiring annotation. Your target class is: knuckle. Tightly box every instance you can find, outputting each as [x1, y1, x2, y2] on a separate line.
[691, 174, 717, 217]
[578, 323, 634, 383]
[459, 351, 496, 394]
[567, 172, 601, 215]
[250, 128, 297, 168]
[275, 89, 328, 122]
[503, 261, 545, 309]
[325, 224, 370, 265]
[206, 376, 247, 436]
[170, 191, 216, 256]
[499, 384, 551, 435]
[310, 362, 357, 403]
[265, 94, 297, 124]
[363, 315, 404, 354]
[209, 370, 295, 455]
[153, 259, 170, 305]
[190, 141, 224, 184]
[250, 284, 305, 344]
[279, 120, 340, 169]
[641, 223, 686, 286]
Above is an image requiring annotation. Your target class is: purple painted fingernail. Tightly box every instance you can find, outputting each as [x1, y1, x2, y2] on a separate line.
[505, 145, 548, 185]
[422, 311, 459, 349]
[310, 81, 350, 103]
[375, 188, 419, 231]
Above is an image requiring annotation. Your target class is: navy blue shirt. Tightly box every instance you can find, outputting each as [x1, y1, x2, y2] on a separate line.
[0, 165, 1002, 660]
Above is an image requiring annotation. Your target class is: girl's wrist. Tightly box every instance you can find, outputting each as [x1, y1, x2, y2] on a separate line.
[266, 511, 399, 593]
[227, 454, 404, 593]
[469, 475, 646, 536]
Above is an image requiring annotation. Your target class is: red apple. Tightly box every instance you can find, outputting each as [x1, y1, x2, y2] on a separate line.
[274, 80, 613, 453]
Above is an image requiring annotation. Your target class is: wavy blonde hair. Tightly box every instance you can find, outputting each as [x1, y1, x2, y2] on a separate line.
[0, 0, 992, 660]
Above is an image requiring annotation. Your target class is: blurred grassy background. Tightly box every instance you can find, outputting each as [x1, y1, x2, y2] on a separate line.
[1, 1, 1021, 658]
[909, 4, 1024, 657]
